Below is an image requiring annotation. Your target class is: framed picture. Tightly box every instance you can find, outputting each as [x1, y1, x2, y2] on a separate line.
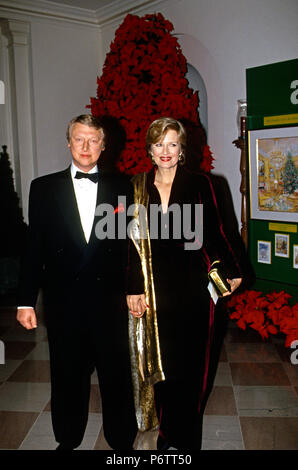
[248, 126, 298, 222]
[275, 233, 289, 258]
[294, 245, 298, 269]
[257, 240, 271, 264]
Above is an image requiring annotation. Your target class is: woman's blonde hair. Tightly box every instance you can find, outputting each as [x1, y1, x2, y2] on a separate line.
[146, 117, 186, 165]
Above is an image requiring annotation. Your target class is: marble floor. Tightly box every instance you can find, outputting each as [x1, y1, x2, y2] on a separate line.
[0, 301, 298, 451]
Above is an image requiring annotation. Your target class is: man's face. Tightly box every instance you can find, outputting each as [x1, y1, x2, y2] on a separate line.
[68, 122, 105, 172]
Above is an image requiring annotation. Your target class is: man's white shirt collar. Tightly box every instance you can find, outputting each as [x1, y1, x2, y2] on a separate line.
[71, 162, 98, 178]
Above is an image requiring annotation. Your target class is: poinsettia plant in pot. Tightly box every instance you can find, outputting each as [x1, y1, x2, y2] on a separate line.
[227, 289, 298, 347]
[88, 13, 213, 174]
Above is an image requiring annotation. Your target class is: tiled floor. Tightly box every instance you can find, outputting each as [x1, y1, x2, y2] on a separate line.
[1, 300, 298, 451]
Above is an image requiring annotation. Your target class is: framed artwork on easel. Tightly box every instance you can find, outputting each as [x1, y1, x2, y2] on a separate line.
[248, 126, 298, 222]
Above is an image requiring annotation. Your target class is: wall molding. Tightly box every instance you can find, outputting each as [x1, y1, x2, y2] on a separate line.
[0, 0, 99, 26]
[0, 0, 165, 27]
[95, 0, 164, 27]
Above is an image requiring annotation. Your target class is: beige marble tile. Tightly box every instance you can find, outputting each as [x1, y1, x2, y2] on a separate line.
[0, 381, 51, 412]
[7, 360, 51, 383]
[19, 411, 102, 450]
[202, 415, 244, 450]
[0, 359, 22, 382]
[25, 342, 50, 361]
[240, 416, 298, 450]
[218, 344, 228, 362]
[205, 386, 237, 415]
[283, 362, 298, 386]
[234, 385, 298, 417]
[4, 341, 36, 360]
[91, 369, 99, 384]
[43, 399, 51, 412]
[213, 362, 233, 386]
[94, 426, 112, 450]
[89, 384, 102, 413]
[77, 413, 103, 450]
[230, 362, 290, 386]
[0, 410, 39, 449]
[225, 342, 281, 363]
[225, 325, 265, 343]
[19, 411, 56, 450]
[275, 344, 293, 363]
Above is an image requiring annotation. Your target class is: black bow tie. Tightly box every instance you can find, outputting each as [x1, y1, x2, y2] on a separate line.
[75, 171, 99, 183]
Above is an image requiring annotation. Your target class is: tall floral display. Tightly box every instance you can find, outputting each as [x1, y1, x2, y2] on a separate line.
[89, 13, 213, 174]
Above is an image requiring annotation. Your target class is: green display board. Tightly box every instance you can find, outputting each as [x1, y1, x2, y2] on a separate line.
[247, 58, 298, 130]
[246, 59, 298, 300]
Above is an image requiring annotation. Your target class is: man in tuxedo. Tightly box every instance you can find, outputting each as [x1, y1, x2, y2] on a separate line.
[17, 114, 138, 450]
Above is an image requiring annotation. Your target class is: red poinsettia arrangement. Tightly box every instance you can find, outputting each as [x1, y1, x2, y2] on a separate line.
[227, 289, 298, 347]
[89, 13, 213, 174]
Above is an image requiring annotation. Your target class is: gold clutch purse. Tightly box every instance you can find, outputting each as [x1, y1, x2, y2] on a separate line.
[208, 260, 231, 296]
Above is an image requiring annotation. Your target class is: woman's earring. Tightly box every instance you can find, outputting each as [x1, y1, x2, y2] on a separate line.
[150, 153, 156, 165]
[178, 152, 185, 165]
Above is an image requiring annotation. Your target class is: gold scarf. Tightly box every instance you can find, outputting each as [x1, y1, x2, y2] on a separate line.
[128, 172, 165, 432]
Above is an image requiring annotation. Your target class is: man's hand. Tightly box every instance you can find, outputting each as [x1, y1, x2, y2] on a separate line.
[126, 294, 147, 318]
[17, 308, 37, 329]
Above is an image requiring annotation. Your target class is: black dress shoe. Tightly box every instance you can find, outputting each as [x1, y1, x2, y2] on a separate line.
[157, 435, 170, 451]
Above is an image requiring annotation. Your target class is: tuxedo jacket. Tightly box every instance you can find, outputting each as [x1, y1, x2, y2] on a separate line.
[18, 167, 134, 328]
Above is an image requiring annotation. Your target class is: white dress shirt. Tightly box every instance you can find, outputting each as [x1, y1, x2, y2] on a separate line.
[71, 162, 98, 243]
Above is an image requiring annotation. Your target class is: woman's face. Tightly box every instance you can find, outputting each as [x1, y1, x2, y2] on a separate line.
[151, 129, 181, 170]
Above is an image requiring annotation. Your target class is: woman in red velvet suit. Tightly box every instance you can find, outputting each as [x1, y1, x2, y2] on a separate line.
[127, 117, 246, 450]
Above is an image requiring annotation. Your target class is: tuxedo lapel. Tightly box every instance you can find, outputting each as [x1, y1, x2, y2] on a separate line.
[53, 167, 87, 249]
[85, 172, 111, 252]
[53, 169, 119, 268]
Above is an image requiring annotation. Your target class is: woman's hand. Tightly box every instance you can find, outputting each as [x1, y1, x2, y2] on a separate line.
[222, 278, 242, 297]
[126, 294, 147, 318]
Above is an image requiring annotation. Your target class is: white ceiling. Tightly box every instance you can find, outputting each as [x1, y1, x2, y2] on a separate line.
[0, 0, 162, 26]
[44, 0, 122, 11]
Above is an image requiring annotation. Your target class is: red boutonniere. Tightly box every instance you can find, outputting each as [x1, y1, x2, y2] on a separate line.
[114, 202, 125, 214]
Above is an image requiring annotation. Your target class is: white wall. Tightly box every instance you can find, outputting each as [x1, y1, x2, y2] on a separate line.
[29, 19, 101, 175]
[100, 0, 298, 225]
[0, 6, 102, 219]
